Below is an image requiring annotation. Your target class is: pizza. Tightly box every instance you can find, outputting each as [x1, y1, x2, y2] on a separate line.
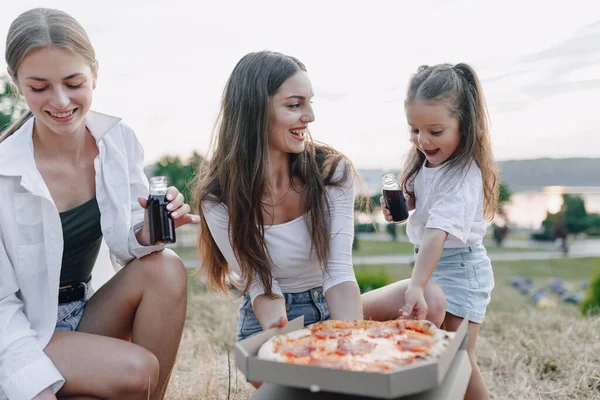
[257, 319, 454, 372]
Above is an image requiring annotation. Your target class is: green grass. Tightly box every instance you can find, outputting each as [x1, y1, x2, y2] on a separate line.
[352, 240, 548, 257]
[184, 251, 600, 315]
[171, 257, 600, 399]
[352, 257, 600, 314]
[172, 239, 549, 262]
[171, 245, 200, 261]
[352, 257, 600, 285]
[353, 240, 416, 256]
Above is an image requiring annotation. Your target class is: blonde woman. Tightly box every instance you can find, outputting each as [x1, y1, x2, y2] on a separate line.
[0, 8, 198, 400]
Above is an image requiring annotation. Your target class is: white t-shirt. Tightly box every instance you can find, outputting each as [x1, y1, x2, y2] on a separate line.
[202, 161, 357, 305]
[406, 160, 486, 248]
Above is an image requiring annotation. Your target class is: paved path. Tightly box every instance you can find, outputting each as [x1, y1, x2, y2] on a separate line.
[353, 249, 598, 266]
[91, 236, 599, 274]
[180, 241, 599, 268]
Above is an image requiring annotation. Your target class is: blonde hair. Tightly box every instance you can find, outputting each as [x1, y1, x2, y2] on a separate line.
[0, 8, 96, 143]
[402, 63, 499, 220]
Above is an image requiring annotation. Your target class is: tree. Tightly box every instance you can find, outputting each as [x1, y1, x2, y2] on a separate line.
[0, 74, 28, 132]
[535, 193, 590, 250]
[386, 223, 398, 241]
[562, 194, 589, 234]
[493, 181, 512, 246]
[540, 194, 589, 237]
[498, 181, 511, 207]
[354, 193, 381, 214]
[153, 151, 204, 205]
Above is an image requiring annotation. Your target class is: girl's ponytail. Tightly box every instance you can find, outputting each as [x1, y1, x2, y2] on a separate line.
[454, 63, 498, 220]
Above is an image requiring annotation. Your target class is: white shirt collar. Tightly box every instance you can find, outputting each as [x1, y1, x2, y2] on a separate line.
[0, 110, 122, 177]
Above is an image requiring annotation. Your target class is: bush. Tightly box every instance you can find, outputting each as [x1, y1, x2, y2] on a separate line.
[355, 269, 393, 293]
[580, 274, 600, 316]
[585, 227, 600, 237]
[530, 231, 555, 242]
[586, 214, 600, 237]
[355, 223, 376, 233]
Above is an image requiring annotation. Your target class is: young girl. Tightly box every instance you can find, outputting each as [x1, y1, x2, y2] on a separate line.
[194, 51, 446, 352]
[0, 8, 198, 400]
[382, 63, 498, 399]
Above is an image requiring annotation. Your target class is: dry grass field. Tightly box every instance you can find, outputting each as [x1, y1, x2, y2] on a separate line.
[164, 257, 600, 400]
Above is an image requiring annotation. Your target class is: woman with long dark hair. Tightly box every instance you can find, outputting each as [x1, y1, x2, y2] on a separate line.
[195, 51, 446, 345]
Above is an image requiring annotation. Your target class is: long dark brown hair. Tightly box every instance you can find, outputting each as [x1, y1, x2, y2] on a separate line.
[401, 63, 499, 220]
[194, 51, 352, 296]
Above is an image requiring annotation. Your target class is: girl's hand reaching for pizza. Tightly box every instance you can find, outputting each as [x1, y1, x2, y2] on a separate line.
[267, 316, 288, 330]
[402, 284, 428, 320]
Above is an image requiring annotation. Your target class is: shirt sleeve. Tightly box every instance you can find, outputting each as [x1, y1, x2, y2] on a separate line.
[202, 200, 283, 305]
[248, 274, 283, 306]
[0, 237, 64, 400]
[322, 159, 358, 293]
[122, 125, 165, 263]
[425, 176, 482, 244]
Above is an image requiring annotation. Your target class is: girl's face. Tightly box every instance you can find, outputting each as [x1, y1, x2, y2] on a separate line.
[268, 71, 315, 156]
[13, 46, 96, 138]
[406, 100, 461, 168]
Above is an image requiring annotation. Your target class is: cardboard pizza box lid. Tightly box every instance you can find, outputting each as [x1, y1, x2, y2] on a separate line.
[235, 317, 468, 399]
[250, 349, 472, 399]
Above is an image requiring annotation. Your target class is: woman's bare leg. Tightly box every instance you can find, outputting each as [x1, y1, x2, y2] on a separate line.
[46, 331, 159, 399]
[45, 249, 187, 399]
[361, 279, 446, 327]
[442, 313, 489, 400]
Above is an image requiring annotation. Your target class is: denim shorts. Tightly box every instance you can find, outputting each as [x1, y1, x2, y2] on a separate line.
[415, 244, 494, 324]
[236, 286, 330, 342]
[55, 281, 94, 332]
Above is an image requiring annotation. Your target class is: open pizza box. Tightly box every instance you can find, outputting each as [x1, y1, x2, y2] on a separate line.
[235, 316, 469, 399]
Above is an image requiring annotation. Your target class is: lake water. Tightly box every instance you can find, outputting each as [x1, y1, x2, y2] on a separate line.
[503, 186, 600, 229]
[357, 169, 600, 229]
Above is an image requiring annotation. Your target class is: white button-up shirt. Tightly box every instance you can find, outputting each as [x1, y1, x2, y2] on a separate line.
[0, 111, 164, 400]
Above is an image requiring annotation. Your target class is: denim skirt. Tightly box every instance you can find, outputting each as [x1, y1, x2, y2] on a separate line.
[54, 281, 94, 332]
[236, 286, 330, 341]
[416, 244, 494, 323]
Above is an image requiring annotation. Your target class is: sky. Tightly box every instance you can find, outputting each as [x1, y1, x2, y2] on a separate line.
[1, 0, 599, 169]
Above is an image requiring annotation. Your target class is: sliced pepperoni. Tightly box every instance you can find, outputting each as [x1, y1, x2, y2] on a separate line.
[277, 344, 316, 358]
[314, 328, 352, 339]
[397, 336, 433, 353]
[367, 325, 405, 338]
[336, 338, 377, 355]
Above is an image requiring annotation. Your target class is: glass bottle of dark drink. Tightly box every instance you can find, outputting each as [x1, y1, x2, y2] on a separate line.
[147, 176, 176, 245]
[382, 173, 409, 223]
